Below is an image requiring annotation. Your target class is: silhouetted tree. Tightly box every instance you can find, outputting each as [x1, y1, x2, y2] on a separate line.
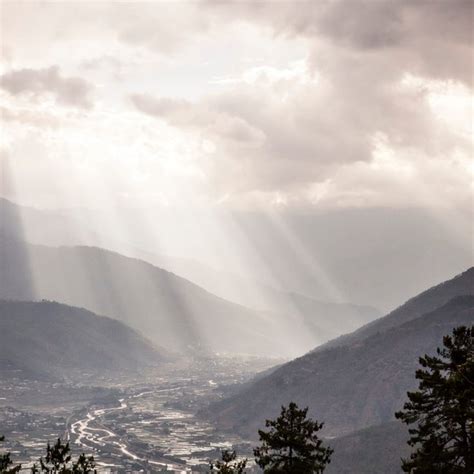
[72, 453, 96, 473]
[31, 438, 95, 473]
[34, 438, 71, 473]
[395, 325, 474, 473]
[0, 435, 21, 473]
[254, 402, 333, 473]
[209, 449, 247, 473]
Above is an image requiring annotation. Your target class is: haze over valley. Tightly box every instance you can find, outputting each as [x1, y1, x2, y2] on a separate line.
[0, 1, 473, 473]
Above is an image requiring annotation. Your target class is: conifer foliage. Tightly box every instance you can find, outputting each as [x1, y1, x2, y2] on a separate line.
[209, 449, 247, 473]
[32, 438, 96, 473]
[0, 435, 21, 473]
[396, 325, 474, 473]
[254, 402, 333, 473]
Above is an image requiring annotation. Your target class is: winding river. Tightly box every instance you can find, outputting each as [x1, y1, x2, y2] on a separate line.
[70, 392, 185, 471]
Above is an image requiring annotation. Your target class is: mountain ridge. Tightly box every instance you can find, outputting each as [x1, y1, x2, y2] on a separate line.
[0, 237, 307, 356]
[202, 271, 474, 438]
[0, 231, 380, 357]
[0, 197, 382, 352]
[0, 299, 166, 380]
[314, 266, 474, 352]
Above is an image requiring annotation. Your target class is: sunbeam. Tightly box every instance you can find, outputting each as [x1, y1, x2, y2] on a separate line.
[0, 2, 473, 471]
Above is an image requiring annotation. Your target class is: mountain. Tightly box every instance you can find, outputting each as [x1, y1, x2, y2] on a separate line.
[2, 234, 329, 357]
[327, 421, 409, 474]
[202, 272, 474, 438]
[148, 249, 381, 341]
[0, 198, 381, 356]
[318, 266, 474, 352]
[0, 300, 165, 380]
[123, 247, 382, 345]
[136, 247, 380, 329]
[269, 293, 380, 343]
[1, 197, 472, 312]
[0, 197, 381, 349]
[0, 196, 82, 248]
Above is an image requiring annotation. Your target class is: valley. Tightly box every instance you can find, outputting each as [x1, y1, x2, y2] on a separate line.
[1, 3, 472, 472]
[0, 355, 278, 472]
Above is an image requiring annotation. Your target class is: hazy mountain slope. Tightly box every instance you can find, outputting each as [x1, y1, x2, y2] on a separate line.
[137, 247, 380, 329]
[204, 293, 474, 438]
[0, 197, 81, 248]
[276, 293, 380, 342]
[0, 300, 165, 380]
[216, 210, 472, 311]
[132, 247, 381, 345]
[318, 267, 474, 352]
[2, 197, 472, 312]
[0, 236, 310, 356]
[0, 198, 381, 347]
[327, 421, 409, 474]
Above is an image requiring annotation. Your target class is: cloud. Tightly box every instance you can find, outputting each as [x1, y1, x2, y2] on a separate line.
[123, 1, 472, 204]
[0, 66, 94, 108]
[209, 0, 472, 87]
[0, 1, 472, 212]
[115, 3, 210, 54]
[1, 1, 210, 63]
[132, 55, 470, 201]
[131, 94, 266, 147]
[0, 106, 60, 128]
[314, 0, 472, 86]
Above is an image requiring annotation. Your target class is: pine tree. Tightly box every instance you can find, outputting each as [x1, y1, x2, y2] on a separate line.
[35, 438, 72, 473]
[0, 435, 21, 473]
[31, 438, 95, 473]
[72, 453, 96, 473]
[395, 325, 474, 473]
[209, 449, 247, 473]
[253, 402, 333, 473]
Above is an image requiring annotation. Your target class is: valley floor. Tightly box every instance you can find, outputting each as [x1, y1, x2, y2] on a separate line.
[0, 355, 278, 473]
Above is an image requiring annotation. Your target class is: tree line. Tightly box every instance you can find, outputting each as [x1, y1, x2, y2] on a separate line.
[0, 438, 94, 473]
[1, 325, 472, 473]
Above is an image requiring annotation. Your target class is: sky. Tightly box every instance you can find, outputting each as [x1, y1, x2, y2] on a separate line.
[1, 0, 472, 212]
[0, 1, 473, 310]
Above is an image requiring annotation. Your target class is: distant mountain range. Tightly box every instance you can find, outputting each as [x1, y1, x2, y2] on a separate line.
[203, 269, 474, 439]
[0, 236, 278, 355]
[2, 234, 377, 357]
[1, 195, 472, 472]
[0, 300, 165, 380]
[1, 197, 472, 311]
[0, 198, 380, 356]
[132, 247, 381, 338]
